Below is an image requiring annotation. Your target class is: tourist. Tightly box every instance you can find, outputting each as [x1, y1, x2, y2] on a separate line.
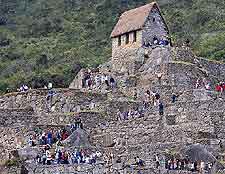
[36, 154, 42, 164]
[135, 156, 144, 166]
[61, 129, 69, 140]
[196, 78, 201, 89]
[189, 162, 194, 172]
[155, 154, 160, 169]
[23, 85, 29, 91]
[105, 75, 110, 87]
[87, 78, 92, 89]
[19, 84, 29, 92]
[56, 130, 61, 141]
[180, 159, 185, 170]
[168, 159, 173, 170]
[46, 150, 52, 165]
[208, 162, 212, 171]
[28, 136, 34, 147]
[47, 89, 55, 101]
[62, 151, 69, 164]
[117, 110, 122, 121]
[42, 153, 47, 165]
[109, 76, 116, 88]
[200, 160, 205, 173]
[40, 132, 46, 145]
[159, 102, 164, 115]
[194, 161, 198, 171]
[47, 130, 53, 145]
[145, 90, 151, 105]
[150, 91, 156, 106]
[55, 149, 62, 164]
[205, 83, 211, 90]
[155, 92, 160, 106]
[156, 72, 163, 84]
[171, 93, 177, 103]
[75, 118, 83, 129]
[48, 82, 53, 89]
[153, 37, 159, 45]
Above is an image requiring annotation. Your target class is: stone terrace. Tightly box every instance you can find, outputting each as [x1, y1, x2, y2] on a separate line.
[0, 47, 225, 174]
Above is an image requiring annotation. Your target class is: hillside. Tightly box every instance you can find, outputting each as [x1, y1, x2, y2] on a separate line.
[0, 0, 225, 92]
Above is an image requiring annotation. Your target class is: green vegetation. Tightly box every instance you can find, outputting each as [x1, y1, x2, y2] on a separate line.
[0, 0, 225, 92]
[4, 158, 21, 167]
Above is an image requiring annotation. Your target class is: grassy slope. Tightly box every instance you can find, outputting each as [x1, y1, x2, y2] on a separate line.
[0, 0, 224, 91]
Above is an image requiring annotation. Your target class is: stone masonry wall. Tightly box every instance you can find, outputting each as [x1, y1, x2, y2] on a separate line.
[0, 108, 37, 164]
[112, 30, 143, 74]
[142, 6, 169, 46]
[0, 89, 107, 113]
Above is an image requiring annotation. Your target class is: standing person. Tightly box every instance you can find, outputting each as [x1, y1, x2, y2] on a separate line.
[143, 91, 148, 109]
[42, 150, 47, 165]
[190, 162, 195, 172]
[55, 149, 62, 164]
[75, 118, 82, 129]
[155, 93, 160, 106]
[200, 160, 205, 173]
[46, 150, 52, 165]
[109, 76, 116, 88]
[61, 129, 69, 140]
[23, 85, 29, 91]
[95, 74, 101, 89]
[145, 90, 151, 105]
[155, 154, 160, 169]
[171, 93, 177, 103]
[105, 75, 110, 87]
[151, 91, 156, 106]
[205, 83, 211, 90]
[56, 130, 61, 141]
[48, 82, 53, 90]
[196, 78, 201, 89]
[117, 110, 122, 121]
[156, 72, 163, 84]
[47, 130, 53, 145]
[220, 82, 225, 93]
[28, 136, 34, 147]
[159, 102, 164, 115]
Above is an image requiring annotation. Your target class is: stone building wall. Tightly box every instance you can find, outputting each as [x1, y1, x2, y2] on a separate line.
[111, 30, 143, 74]
[142, 7, 169, 46]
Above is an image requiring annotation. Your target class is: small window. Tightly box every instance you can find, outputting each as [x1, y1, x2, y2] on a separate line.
[118, 36, 121, 46]
[125, 33, 129, 44]
[153, 18, 155, 22]
[133, 31, 137, 43]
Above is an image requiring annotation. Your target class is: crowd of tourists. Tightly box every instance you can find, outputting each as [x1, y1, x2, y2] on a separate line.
[195, 78, 225, 94]
[144, 90, 165, 115]
[195, 78, 211, 90]
[154, 155, 213, 172]
[82, 70, 116, 90]
[27, 118, 103, 166]
[165, 158, 213, 172]
[35, 148, 102, 165]
[28, 119, 83, 147]
[18, 84, 29, 92]
[117, 107, 145, 121]
[143, 37, 171, 48]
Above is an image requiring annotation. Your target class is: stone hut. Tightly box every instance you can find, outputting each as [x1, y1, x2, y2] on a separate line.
[110, 2, 170, 74]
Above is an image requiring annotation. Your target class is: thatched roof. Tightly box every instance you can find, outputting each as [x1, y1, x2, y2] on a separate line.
[111, 2, 165, 38]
